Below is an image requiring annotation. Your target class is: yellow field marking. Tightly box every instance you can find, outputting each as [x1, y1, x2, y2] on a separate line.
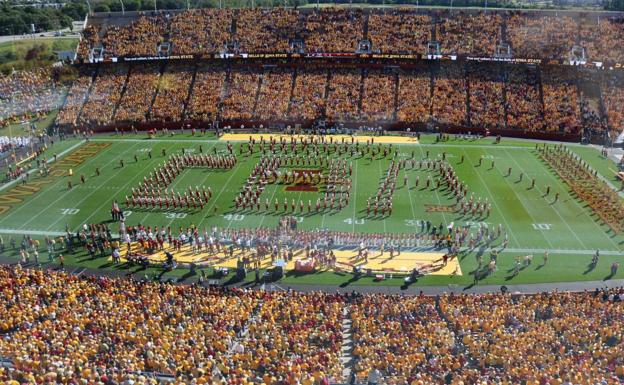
[117, 242, 461, 276]
[219, 133, 419, 145]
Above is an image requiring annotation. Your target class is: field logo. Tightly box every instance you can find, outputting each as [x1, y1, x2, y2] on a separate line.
[425, 204, 454, 213]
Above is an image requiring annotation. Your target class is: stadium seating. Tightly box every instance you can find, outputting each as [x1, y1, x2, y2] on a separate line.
[150, 63, 194, 122]
[467, 63, 506, 129]
[0, 69, 65, 128]
[325, 68, 361, 121]
[1, 266, 623, 384]
[602, 74, 624, 134]
[185, 63, 226, 122]
[288, 67, 327, 122]
[505, 66, 544, 131]
[79, 64, 129, 126]
[78, 8, 624, 62]
[57, 59, 624, 140]
[396, 65, 432, 124]
[114, 63, 161, 123]
[432, 62, 467, 127]
[56, 68, 95, 126]
[542, 67, 582, 134]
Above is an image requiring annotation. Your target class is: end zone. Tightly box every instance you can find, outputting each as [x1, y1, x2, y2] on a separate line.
[219, 133, 419, 145]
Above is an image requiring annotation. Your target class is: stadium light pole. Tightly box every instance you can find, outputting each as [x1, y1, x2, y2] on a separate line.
[85, 0, 92, 15]
[119, 0, 125, 14]
[154, 0, 157, 12]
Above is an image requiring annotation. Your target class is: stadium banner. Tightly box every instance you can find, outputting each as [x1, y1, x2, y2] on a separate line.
[121, 55, 194, 62]
[88, 53, 619, 70]
[466, 56, 542, 64]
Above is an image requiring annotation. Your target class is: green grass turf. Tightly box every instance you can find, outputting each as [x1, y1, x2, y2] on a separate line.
[0, 133, 622, 286]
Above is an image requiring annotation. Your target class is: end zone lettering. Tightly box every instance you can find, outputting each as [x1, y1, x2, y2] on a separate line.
[425, 204, 455, 213]
[0, 142, 111, 215]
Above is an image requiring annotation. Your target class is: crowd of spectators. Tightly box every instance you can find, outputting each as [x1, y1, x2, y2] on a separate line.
[396, 66, 432, 124]
[255, 68, 293, 121]
[467, 63, 505, 129]
[288, 68, 327, 122]
[578, 17, 624, 63]
[221, 68, 262, 121]
[579, 90, 608, 135]
[170, 9, 234, 55]
[80, 8, 624, 63]
[439, 290, 624, 384]
[437, 12, 502, 56]
[301, 8, 363, 53]
[367, 11, 431, 55]
[432, 63, 467, 126]
[102, 16, 166, 58]
[62, 58, 622, 139]
[602, 75, 624, 134]
[507, 14, 577, 60]
[2, 265, 622, 385]
[76, 25, 101, 61]
[0, 136, 31, 155]
[186, 63, 227, 122]
[542, 67, 582, 134]
[78, 65, 129, 126]
[56, 69, 94, 126]
[505, 66, 543, 131]
[150, 64, 194, 122]
[0, 69, 66, 128]
[325, 69, 361, 122]
[0, 266, 344, 385]
[236, 9, 298, 54]
[114, 63, 161, 122]
[360, 70, 396, 122]
[351, 294, 457, 385]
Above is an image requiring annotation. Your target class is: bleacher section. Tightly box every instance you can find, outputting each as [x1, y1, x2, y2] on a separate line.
[57, 60, 624, 141]
[77, 8, 624, 63]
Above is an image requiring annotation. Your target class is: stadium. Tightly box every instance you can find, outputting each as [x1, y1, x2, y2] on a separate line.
[1, 3, 624, 385]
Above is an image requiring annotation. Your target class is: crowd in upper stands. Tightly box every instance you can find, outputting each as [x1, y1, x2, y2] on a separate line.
[77, 8, 624, 62]
[1, 265, 623, 384]
[0, 69, 65, 127]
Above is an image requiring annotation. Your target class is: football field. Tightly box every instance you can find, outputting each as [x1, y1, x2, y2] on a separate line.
[0, 132, 622, 286]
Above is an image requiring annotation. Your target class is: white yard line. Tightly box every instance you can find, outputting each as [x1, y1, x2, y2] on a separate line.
[515, 149, 621, 251]
[504, 148, 590, 250]
[351, 160, 358, 233]
[0, 140, 86, 192]
[460, 147, 523, 249]
[196, 158, 246, 230]
[375, 157, 387, 233]
[39, 143, 143, 231]
[78, 148, 171, 228]
[415, 146, 449, 225]
[479, 151, 555, 250]
[405, 166, 418, 224]
[256, 174, 280, 230]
